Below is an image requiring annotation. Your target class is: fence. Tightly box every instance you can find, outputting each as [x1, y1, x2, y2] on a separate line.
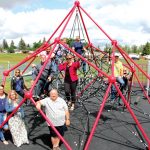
[0, 61, 32, 83]
[133, 64, 148, 86]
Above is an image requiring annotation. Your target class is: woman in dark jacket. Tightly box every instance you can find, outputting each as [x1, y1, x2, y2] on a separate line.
[59, 54, 80, 111]
[11, 69, 28, 98]
[0, 85, 9, 145]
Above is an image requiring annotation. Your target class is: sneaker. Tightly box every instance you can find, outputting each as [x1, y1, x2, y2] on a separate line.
[33, 95, 40, 101]
[3, 140, 9, 145]
[70, 104, 75, 111]
[110, 99, 115, 104]
[53, 146, 61, 150]
[68, 101, 72, 108]
[118, 103, 123, 106]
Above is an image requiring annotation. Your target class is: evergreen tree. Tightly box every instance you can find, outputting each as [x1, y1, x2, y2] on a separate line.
[2, 39, 9, 49]
[10, 40, 16, 49]
[32, 40, 42, 50]
[124, 45, 131, 54]
[138, 45, 144, 55]
[18, 38, 26, 50]
[42, 37, 46, 43]
[132, 45, 138, 53]
[104, 44, 111, 53]
[0, 46, 3, 53]
[26, 44, 31, 50]
[7, 48, 15, 53]
[66, 38, 74, 47]
[142, 42, 150, 55]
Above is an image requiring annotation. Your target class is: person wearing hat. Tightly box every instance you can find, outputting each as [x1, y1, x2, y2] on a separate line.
[111, 53, 125, 102]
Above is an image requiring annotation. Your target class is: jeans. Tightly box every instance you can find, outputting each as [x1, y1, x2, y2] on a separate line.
[111, 77, 125, 100]
[0, 113, 8, 141]
[35, 79, 46, 96]
[64, 80, 78, 104]
[81, 60, 87, 73]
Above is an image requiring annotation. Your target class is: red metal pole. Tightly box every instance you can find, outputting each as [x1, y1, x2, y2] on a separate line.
[4, 42, 54, 75]
[90, 45, 107, 68]
[76, 5, 99, 67]
[111, 43, 116, 77]
[60, 41, 110, 79]
[46, 5, 76, 43]
[22, 56, 36, 75]
[79, 5, 113, 42]
[127, 73, 134, 104]
[57, 5, 76, 39]
[77, 5, 91, 44]
[114, 82, 150, 147]
[77, 76, 98, 98]
[91, 45, 107, 55]
[117, 45, 150, 80]
[84, 83, 112, 150]
[30, 42, 57, 92]
[118, 48, 133, 71]
[29, 97, 72, 150]
[134, 72, 150, 103]
[2, 76, 7, 86]
[0, 97, 27, 128]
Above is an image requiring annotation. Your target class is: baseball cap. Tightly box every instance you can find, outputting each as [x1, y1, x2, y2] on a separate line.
[114, 53, 120, 57]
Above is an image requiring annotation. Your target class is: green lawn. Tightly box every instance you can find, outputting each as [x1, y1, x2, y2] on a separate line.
[0, 53, 28, 67]
[0, 53, 38, 92]
[0, 53, 149, 92]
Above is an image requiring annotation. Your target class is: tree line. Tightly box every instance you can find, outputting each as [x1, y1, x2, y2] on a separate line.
[0, 37, 46, 53]
[104, 42, 150, 55]
[0, 38, 150, 55]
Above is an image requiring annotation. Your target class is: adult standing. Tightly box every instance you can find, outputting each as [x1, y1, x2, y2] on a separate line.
[36, 89, 70, 150]
[72, 36, 86, 73]
[0, 85, 9, 145]
[11, 69, 28, 98]
[58, 54, 80, 111]
[32, 54, 55, 98]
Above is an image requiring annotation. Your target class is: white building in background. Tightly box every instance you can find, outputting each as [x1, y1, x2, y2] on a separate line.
[143, 55, 150, 60]
[128, 53, 140, 60]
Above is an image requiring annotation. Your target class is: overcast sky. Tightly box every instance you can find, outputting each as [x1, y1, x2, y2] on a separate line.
[0, 0, 150, 46]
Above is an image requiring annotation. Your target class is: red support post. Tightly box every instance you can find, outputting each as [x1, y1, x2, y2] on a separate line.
[91, 44, 107, 55]
[3, 42, 54, 76]
[47, 5, 77, 43]
[0, 97, 27, 128]
[79, 5, 113, 41]
[77, 76, 98, 98]
[84, 83, 112, 150]
[29, 97, 72, 150]
[127, 72, 134, 104]
[77, 5, 91, 44]
[134, 72, 150, 103]
[60, 41, 110, 79]
[114, 83, 150, 148]
[57, 5, 77, 40]
[22, 56, 36, 75]
[29, 42, 57, 93]
[117, 45, 150, 80]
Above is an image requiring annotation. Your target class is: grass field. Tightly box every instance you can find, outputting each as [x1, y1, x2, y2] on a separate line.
[0, 53, 149, 92]
[0, 53, 38, 92]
